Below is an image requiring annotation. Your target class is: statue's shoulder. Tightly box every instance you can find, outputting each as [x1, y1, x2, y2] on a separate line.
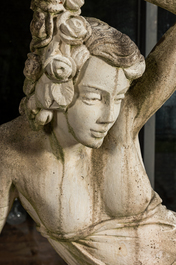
[0, 115, 33, 148]
[0, 115, 48, 163]
[0, 115, 28, 135]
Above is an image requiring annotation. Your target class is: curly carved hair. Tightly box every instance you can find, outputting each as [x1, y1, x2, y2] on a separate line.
[20, 17, 145, 130]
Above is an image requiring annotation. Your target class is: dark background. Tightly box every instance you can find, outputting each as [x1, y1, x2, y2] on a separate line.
[0, 1, 32, 124]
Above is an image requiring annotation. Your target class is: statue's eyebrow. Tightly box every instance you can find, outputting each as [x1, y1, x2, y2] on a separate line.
[79, 85, 104, 93]
[80, 84, 129, 95]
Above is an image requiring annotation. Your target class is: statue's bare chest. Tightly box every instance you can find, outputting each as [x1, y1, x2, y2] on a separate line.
[16, 154, 98, 235]
[14, 146, 152, 236]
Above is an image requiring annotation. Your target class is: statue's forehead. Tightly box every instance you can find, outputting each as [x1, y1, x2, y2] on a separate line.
[78, 56, 130, 95]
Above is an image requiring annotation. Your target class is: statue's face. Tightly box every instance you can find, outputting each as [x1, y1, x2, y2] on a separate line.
[64, 56, 130, 148]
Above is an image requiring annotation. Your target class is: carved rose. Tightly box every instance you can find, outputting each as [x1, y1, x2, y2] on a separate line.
[31, 0, 65, 13]
[64, 0, 84, 11]
[44, 55, 76, 82]
[59, 16, 91, 45]
[23, 53, 42, 81]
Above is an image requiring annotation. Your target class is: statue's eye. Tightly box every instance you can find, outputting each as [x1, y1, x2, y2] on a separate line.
[114, 99, 122, 104]
[81, 93, 101, 105]
[114, 94, 125, 104]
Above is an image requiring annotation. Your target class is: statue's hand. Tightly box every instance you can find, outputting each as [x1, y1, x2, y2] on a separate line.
[145, 0, 176, 15]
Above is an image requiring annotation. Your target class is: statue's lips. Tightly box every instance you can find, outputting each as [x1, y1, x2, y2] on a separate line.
[90, 129, 108, 138]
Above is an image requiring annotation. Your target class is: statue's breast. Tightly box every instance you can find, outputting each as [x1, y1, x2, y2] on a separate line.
[58, 155, 95, 234]
[14, 140, 153, 238]
[15, 153, 95, 236]
[102, 140, 153, 217]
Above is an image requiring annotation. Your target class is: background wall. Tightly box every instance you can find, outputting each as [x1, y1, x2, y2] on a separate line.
[155, 7, 176, 211]
[0, 1, 31, 125]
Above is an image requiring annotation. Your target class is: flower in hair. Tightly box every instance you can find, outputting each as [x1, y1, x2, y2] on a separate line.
[59, 15, 91, 45]
[44, 55, 77, 82]
[31, 0, 66, 13]
[64, 0, 84, 11]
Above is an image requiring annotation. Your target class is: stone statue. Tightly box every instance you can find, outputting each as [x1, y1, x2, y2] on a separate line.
[1, 0, 176, 264]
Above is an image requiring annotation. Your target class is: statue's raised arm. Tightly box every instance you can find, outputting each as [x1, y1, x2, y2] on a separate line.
[128, 0, 176, 135]
[145, 0, 176, 14]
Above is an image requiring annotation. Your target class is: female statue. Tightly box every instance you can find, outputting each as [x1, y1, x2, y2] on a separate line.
[1, 0, 176, 264]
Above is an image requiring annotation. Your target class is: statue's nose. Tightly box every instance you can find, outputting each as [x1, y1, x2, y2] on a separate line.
[97, 102, 116, 124]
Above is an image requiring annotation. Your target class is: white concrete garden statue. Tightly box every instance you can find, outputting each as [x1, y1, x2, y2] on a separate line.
[1, 0, 176, 264]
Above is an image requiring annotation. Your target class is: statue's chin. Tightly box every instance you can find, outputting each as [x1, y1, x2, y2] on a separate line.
[67, 121, 105, 149]
[79, 138, 104, 149]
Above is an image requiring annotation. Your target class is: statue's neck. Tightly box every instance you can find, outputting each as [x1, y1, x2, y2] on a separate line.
[51, 111, 89, 157]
